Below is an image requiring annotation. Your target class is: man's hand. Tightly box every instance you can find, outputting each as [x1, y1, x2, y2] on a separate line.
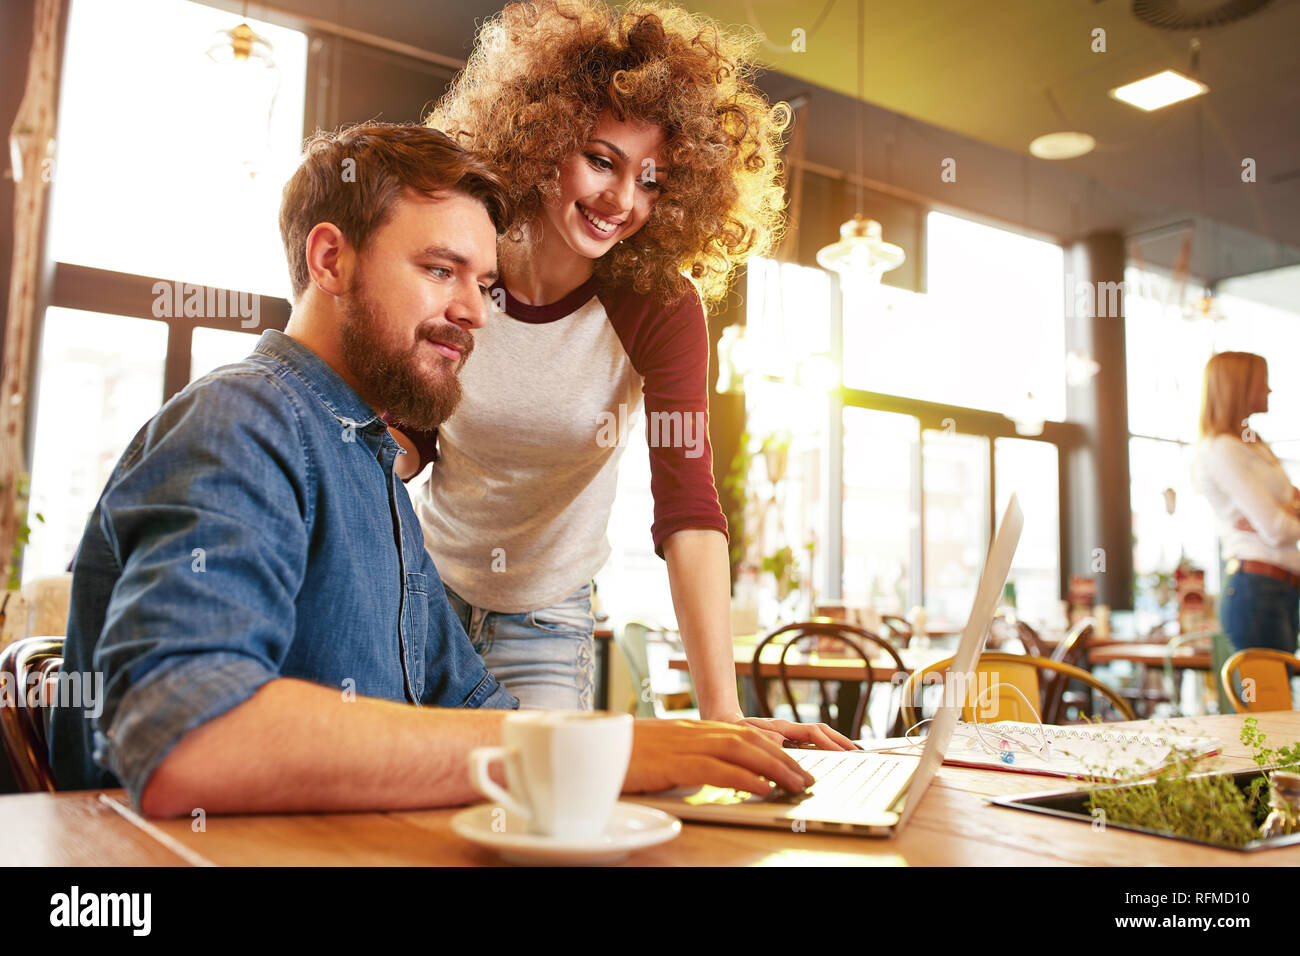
[622, 719, 817, 795]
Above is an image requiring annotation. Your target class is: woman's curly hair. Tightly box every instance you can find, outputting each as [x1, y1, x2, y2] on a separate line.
[426, 0, 790, 309]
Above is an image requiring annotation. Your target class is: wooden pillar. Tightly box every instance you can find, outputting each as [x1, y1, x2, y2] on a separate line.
[1063, 231, 1133, 609]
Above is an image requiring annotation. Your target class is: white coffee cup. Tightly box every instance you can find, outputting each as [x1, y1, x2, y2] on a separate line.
[468, 711, 633, 840]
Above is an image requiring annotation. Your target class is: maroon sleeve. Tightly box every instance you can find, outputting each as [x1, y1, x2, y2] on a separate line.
[380, 413, 439, 482]
[602, 284, 729, 557]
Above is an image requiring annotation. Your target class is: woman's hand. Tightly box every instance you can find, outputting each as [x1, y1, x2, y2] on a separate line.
[731, 716, 861, 751]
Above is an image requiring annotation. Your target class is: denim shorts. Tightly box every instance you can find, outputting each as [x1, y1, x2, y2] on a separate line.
[1218, 568, 1300, 653]
[443, 582, 595, 710]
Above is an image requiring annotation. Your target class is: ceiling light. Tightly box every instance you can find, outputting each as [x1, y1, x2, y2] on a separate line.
[1029, 131, 1095, 160]
[1110, 70, 1207, 112]
[816, 215, 905, 282]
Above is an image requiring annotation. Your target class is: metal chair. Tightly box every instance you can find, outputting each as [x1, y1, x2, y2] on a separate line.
[0, 636, 64, 792]
[1220, 648, 1300, 713]
[899, 652, 1136, 729]
[750, 621, 905, 738]
[612, 620, 697, 719]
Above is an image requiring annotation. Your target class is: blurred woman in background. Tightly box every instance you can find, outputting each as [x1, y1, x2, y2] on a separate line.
[1191, 351, 1300, 652]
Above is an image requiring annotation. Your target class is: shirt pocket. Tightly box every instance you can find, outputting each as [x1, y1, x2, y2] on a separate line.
[402, 571, 429, 700]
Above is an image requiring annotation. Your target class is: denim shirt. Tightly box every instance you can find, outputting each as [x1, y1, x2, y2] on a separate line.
[49, 329, 517, 805]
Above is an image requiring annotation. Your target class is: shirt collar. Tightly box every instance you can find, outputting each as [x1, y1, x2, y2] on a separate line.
[253, 329, 390, 436]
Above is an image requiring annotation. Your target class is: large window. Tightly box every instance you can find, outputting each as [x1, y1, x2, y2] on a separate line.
[49, 0, 308, 299]
[22, 0, 308, 583]
[843, 211, 1066, 423]
[743, 209, 1068, 628]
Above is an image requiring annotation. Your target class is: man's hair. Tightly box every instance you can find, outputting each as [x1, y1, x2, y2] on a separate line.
[279, 121, 512, 302]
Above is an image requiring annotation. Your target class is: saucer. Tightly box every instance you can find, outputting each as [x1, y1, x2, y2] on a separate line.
[450, 802, 682, 865]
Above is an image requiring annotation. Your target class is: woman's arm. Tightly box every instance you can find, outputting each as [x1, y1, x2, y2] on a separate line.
[1203, 439, 1300, 547]
[662, 528, 857, 749]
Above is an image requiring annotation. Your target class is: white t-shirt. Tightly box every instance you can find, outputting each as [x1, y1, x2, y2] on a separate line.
[1190, 433, 1300, 575]
[408, 274, 727, 613]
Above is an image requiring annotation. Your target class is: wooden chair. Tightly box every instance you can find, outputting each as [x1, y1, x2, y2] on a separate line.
[989, 611, 1053, 657]
[750, 621, 905, 738]
[1220, 648, 1300, 713]
[899, 652, 1136, 729]
[1043, 618, 1095, 724]
[879, 615, 913, 648]
[0, 636, 64, 792]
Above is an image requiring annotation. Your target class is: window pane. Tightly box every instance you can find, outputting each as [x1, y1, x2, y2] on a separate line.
[1124, 266, 1216, 442]
[594, 414, 676, 627]
[191, 327, 262, 381]
[995, 437, 1059, 625]
[1130, 437, 1221, 605]
[842, 211, 1065, 421]
[24, 310, 169, 583]
[922, 429, 989, 627]
[842, 407, 917, 614]
[50, 0, 308, 298]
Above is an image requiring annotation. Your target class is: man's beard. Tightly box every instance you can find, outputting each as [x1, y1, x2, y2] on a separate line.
[339, 270, 473, 433]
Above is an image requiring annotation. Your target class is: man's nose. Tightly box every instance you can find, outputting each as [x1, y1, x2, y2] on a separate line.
[447, 282, 489, 330]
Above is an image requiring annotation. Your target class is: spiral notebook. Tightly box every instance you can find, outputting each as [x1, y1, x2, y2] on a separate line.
[940, 721, 1220, 782]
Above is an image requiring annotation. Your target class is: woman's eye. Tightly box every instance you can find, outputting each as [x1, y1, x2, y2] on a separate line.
[586, 153, 613, 171]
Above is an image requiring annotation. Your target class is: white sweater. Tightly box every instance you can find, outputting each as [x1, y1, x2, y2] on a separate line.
[1190, 434, 1300, 575]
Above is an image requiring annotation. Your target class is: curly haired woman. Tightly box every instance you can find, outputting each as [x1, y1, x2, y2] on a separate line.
[394, 0, 854, 749]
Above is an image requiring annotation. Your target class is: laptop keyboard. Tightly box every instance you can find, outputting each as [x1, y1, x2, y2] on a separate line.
[767, 752, 907, 809]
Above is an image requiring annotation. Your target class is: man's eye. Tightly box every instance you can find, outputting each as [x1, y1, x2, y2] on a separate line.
[427, 266, 452, 279]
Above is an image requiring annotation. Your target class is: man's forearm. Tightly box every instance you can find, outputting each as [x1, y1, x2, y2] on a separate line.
[139, 678, 508, 817]
[662, 529, 743, 721]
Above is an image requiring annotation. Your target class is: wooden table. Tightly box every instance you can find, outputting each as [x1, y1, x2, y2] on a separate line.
[666, 640, 954, 683]
[1088, 642, 1212, 670]
[5, 711, 1295, 866]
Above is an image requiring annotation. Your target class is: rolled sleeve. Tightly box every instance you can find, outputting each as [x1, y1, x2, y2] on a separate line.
[88, 371, 310, 805]
[98, 652, 277, 808]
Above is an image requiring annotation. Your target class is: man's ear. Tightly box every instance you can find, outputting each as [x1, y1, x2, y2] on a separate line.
[304, 222, 350, 297]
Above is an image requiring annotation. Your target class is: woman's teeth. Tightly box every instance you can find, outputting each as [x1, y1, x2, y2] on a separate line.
[579, 204, 617, 234]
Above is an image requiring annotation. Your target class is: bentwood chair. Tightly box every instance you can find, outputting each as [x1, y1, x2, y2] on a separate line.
[0, 636, 65, 792]
[1220, 648, 1300, 713]
[1042, 618, 1096, 724]
[989, 611, 1053, 657]
[899, 652, 1136, 729]
[750, 621, 905, 738]
[879, 615, 913, 648]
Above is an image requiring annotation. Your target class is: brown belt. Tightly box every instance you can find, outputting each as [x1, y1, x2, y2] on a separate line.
[1227, 558, 1300, 589]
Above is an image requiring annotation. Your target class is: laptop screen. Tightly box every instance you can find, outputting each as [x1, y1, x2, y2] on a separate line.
[897, 493, 1024, 825]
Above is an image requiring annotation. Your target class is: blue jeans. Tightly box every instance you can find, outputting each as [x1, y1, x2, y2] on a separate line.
[444, 582, 595, 710]
[1219, 568, 1300, 653]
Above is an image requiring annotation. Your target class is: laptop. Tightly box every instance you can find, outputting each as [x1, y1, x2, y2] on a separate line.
[633, 493, 1024, 837]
